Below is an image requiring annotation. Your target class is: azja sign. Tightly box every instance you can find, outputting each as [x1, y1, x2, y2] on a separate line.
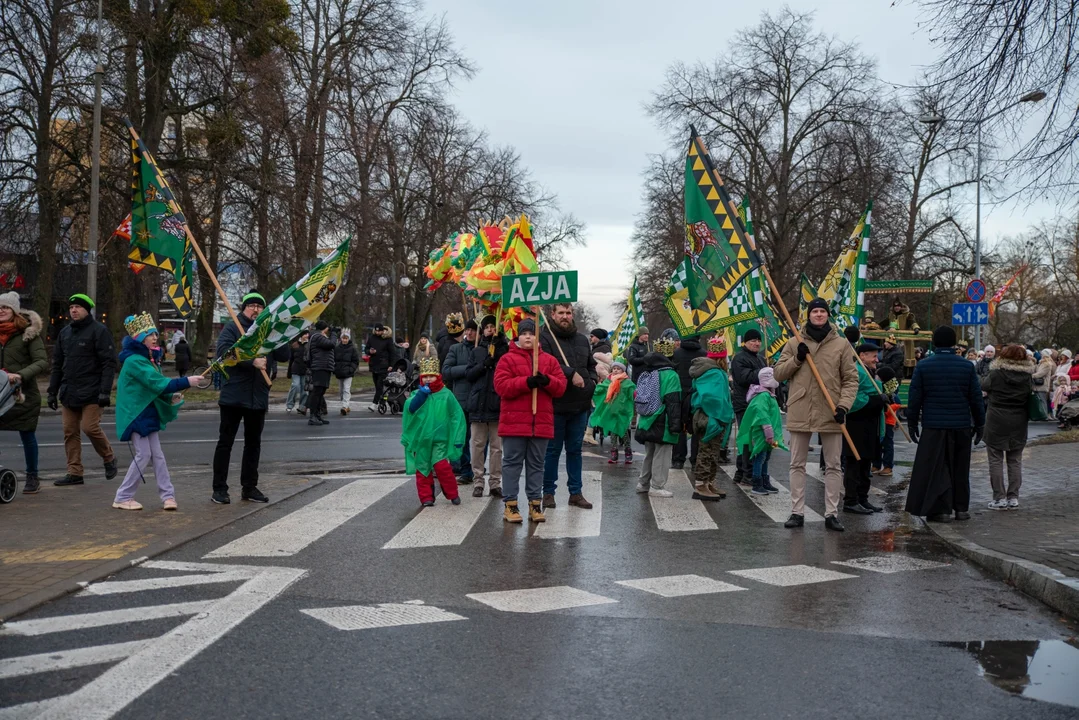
[501, 271, 578, 309]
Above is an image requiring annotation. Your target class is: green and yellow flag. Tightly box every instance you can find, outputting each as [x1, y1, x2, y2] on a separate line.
[210, 238, 349, 374]
[816, 201, 871, 330]
[664, 128, 761, 337]
[124, 120, 194, 317]
[798, 272, 817, 325]
[612, 277, 646, 357]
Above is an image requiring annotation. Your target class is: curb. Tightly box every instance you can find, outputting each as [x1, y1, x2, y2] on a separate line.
[920, 517, 1079, 620]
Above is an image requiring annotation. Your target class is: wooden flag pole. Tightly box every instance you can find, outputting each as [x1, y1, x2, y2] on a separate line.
[531, 306, 540, 414]
[536, 309, 572, 366]
[126, 125, 272, 386]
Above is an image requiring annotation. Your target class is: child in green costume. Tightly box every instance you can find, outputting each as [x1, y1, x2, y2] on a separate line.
[737, 366, 788, 497]
[401, 357, 466, 507]
[589, 359, 636, 465]
[113, 312, 205, 511]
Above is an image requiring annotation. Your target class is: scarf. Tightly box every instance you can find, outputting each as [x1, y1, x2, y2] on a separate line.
[805, 322, 830, 343]
[606, 370, 627, 403]
[0, 321, 18, 346]
[422, 376, 445, 393]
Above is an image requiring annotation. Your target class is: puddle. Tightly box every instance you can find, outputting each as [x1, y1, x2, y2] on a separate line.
[941, 640, 1079, 708]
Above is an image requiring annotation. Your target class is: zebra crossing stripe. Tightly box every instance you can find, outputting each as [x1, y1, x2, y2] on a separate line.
[302, 602, 466, 630]
[0, 640, 147, 680]
[0, 601, 213, 637]
[383, 493, 492, 549]
[534, 471, 603, 539]
[648, 469, 717, 532]
[79, 571, 255, 596]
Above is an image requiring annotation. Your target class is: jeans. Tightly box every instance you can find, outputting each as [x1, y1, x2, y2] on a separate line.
[750, 448, 772, 480]
[115, 432, 174, 502]
[212, 406, 266, 493]
[875, 425, 895, 470]
[286, 374, 308, 410]
[19, 430, 38, 475]
[501, 436, 547, 502]
[543, 410, 588, 496]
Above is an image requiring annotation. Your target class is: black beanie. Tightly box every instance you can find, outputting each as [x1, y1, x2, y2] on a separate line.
[517, 319, 536, 336]
[806, 298, 829, 315]
[876, 366, 896, 383]
[844, 326, 862, 344]
[481, 314, 497, 329]
[590, 328, 609, 341]
[465, 319, 478, 331]
[932, 325, 957, 348]
[743, 328, 762, 343]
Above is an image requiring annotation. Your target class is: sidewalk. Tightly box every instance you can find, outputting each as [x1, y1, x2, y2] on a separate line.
[922, 441, 1079, 618]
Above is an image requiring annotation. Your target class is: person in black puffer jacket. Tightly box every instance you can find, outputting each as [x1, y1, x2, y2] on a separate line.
[364, 324, 395, 410]
[212, 291, 290, 504]
[173, 336, 192, 377]
[333, 328, 361, 415]
[539, 304, 598, 509]
[671, 333, 706, 468]
[305, 321, 336, 425]
[728, 328, 767, 482]
[441, 320, 478, 480]
[437, 313, 465, 367]
[624, 328, 650, 382]
[464, 315, 509, 497]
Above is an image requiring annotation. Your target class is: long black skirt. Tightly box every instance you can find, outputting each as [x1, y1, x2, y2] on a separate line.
[904, 427, 973, 516]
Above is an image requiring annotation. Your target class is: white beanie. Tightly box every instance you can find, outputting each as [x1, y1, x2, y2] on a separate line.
[1042, 348, 1054, 358]
[984, 344, 995, 353]
[0, 292, 20, 314]
[1026, 349, 1034, 357]
[1062, 349, 1073, 359]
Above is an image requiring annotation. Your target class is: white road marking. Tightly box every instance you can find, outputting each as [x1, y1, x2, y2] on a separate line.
[648, 469, 717, 532]
[205, 475, 409, 558]
[0, 697, 62, 719]
[382, 494, 492, 549]
[300, 435, 376, 440]
[0, 601, 213, 637]
[534, 471, 603, 539]
[302, 603, 466, 630]
[140, 560, 265, 574]
[831, 556, 950, 574]
[615, 574, 747, 597]
[734, 477, 825, 524]
[806, 462, 886, 497]
[35, 566, 305, 720]
[728, 564, 859, 587]
[466, 586, 617, 613]
[0, 640, 147, 680]
[79, 571, 255, 596]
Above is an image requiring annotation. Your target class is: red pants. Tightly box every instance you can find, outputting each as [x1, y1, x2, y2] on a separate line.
[416, 459, 460, 503]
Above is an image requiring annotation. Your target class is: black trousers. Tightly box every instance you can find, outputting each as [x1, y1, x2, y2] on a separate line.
[373, 372, 387, 402]
[843, 457, 873, 505]
[213, 405, 267, 493]
[733, 411, 746, 477]
[673, 431, 699, 466]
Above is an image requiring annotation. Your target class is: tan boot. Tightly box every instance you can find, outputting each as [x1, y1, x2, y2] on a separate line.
[503, 501, 523, 523]
[583, 427, 598, 446]
[705, 480, 727, 499]
[528, 499, 546, 523]
[692, 483, 721, 502]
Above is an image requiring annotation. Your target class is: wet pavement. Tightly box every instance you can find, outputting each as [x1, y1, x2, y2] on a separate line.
[2, 446, 1077, 719]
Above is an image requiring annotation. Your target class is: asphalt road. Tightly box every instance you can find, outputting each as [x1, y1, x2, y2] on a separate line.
[2, 441, 1076, 719]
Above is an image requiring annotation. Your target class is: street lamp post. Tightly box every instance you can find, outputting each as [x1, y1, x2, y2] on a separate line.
[918, 89, 1046, 350]
[86, 0, 104, 299]
[377, 261, 410, 341]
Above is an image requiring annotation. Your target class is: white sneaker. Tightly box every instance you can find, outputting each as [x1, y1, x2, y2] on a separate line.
[1007, 498, 1019, 509]
[648, 488, 673, 498]
[112, 500, 143, 511]
[367, 403, 377, 412]
[635, 483, 649, 493]
[987, 499, 1008, 511]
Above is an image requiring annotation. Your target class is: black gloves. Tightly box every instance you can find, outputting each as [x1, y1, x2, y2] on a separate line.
[97, 393, 111, 408]
[973, 426, 984, 446]
[909, 423, 920, 443]
[879, 393, 891, 406]
[47, 394, 58, 411]
[526, 373, 549, 389]
[796, 343, 809, 362]
[833, 407, 847, 424]
[485, 355, 497, 369]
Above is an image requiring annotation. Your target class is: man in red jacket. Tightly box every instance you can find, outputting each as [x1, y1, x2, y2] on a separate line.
[494, 319, 568, 524]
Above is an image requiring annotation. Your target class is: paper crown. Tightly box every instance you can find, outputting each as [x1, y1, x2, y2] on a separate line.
[654, 337, 676, 357]
[445, 312, 464, 334]
[124, 312, 157, 341]
[418, 356, 441, 376]
[707, 336, 726, 353]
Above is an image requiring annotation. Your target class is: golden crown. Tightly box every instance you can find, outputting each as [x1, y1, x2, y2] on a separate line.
[124, 312, 157, 339]
[707, 336, 726, 353]
[445, 312, 464, 334]
[418, 356, 441, 376]
[654, 337, 676, 357]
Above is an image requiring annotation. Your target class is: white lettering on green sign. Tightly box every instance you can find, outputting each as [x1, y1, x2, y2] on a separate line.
[502, 271, 577, 308]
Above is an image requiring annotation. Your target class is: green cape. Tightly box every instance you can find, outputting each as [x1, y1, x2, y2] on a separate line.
[400, 387, 467, 475]
[588, 377, 636, 437]
[736, 390, 788, 458]
[637, 368, 681, 444]
[850, 362, 877, 413]
[115, 353, 183, 441]
[690, 366, 734, 443]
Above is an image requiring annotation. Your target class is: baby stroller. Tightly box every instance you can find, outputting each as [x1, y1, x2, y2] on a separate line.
[378, 358, 418, 415]
[0, 370, 21, 503]
[1058, 396, 1079, 430]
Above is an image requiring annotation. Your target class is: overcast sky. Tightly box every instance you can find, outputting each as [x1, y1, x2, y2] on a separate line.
[423, 0, 1052, 327]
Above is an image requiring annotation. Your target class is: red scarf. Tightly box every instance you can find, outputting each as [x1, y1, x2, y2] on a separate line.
[0, 321, 18, 346]
[423, 376, 445, 393]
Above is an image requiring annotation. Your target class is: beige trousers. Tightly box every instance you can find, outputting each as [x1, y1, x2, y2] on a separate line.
[788, 431, 842, 518]
[470, 421, 502, 489]
[62, 404, 115, 476]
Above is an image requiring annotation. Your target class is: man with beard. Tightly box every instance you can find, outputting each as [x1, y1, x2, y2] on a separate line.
[671, 332, 706, 469]
[774, 299, 859, 531]
[540, 303, 598, 509]
[842, 343, 888, 515]
[905, 326, 985, 523]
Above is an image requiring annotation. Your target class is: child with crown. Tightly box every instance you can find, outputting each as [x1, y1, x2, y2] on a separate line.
[401, 355, 467, 507]
[112, 312, 206, 511]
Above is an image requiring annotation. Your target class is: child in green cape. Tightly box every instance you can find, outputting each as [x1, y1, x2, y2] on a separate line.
[737, 366, 788, 497]
[401, 357, 466, 507]
[589, 359, 636, 464]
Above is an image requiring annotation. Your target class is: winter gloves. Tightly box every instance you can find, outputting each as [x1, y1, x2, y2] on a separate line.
[796, 343, 809, 362]
[526, 373, 550, 389]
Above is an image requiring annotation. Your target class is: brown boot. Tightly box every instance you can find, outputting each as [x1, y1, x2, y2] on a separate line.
[692, 483, 721, 502]
[568, 493, 593, 509]
[542, 493, 556, 509]
[528, 499, 546, 523]
[472, 485, 484, 498]
[503, 501, 523, 523]
[705, 481, 726, 499]
[879, 467, 893, 477]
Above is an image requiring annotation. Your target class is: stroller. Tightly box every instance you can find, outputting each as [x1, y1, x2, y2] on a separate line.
[378, 358, 418, 415]
[1058, 396, 1079, 430]
[0, 370, 21, 503]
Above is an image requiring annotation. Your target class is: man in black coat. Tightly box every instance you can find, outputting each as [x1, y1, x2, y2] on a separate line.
[589, 328, 612, 357]
[437, 313, 465, 367]
[843, 343, 888, 515]
[671, 333, 706, 469]
[47, 293, 118, 486]
[305, 321, 336, 425]
[624, 327, 650, 382]
[442, 320, 478, 481]
[540, 303, 599, 509]
[212, 291, 290, 504]
[333, 328, 361, 415]
[729, 328, 767, 484]
[364, 324, 395, 410]
[286, 330, 310, 414]
[880, 336, 905, 380]
[173, 335, 192, 377]
[464, 315, 509, 497]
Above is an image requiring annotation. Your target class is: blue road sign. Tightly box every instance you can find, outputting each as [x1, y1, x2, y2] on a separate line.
[966, 279, 987, 303]
[952, 302, 989, 326]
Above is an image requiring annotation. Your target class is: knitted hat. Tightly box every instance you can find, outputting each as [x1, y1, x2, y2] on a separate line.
[465, 319, 478, 331]
[757, 366, 779, 390]
[590, 328, 609, 341]
[611, 359, 627, 373]
[984, 344, 995, 353]
[315, 320, 328, 331]
[517, 318, 536, 336]
[445, 313, 465, 335]
[932, 325, 957, 348]
[742, 328, 762, 343]
[876, 366, 896, 383]
[806, 298, 829, 315]
[480, 314, 497, 329]
[69, 293, 95, 312]
[0, 292, 20, 313]
[637, 326, 649, 336]
[660, 328, 680, 341]
[844, 326, 862, 344]
[124, 312, 157, 342]
[856, 342, 880, 355]
[241, 290, 265, 310]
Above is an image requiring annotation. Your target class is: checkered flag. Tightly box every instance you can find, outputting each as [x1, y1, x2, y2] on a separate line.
[725, 279, 754, 317]
[612, 277, 646, 357]
[669, 260, 689, 294]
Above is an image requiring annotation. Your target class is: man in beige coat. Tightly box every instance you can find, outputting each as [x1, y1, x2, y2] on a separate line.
[774, 298, 859, 531]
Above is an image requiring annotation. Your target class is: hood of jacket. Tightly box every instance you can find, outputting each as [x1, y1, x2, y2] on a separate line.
[991, 357, 1035, 374]
[642, 351, 674, 370]
[591, 340, 612, 356]
[119, 335, 151, 364]
[7, 310, 43, 342]
[680, 338, 702, 353]
[689, 356, 720, 379]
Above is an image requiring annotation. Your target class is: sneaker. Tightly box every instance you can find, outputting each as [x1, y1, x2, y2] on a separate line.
[472, 485, 484, 498]
[211, 490, 231, 504]
[648, 488, 673, 498]
[112, 499, 143, 511]
[163, 498, 178, 511]
[503, 501, 523, 523]
[286, 406, 293, 413]
[762, 478, 780, 494]
[987, 499, 1008, 511]
[320, 415, 330, 425]
[635, 483, 649, 493]
[450, 496, 461, 506]
[878, 468, 893, 477]
[528, 499, 546, 523]
[1007, 498, 1019, 509]
[23, 473, 40, 494]
[609, 450, 619, 464]
[784, 513, 804, 528]
[421, 500, 435, 508]
[298, 407, 307, 416]
[624, 452, 633, 465]
[490, 487, 503, 498]
[825, 515, 846, 532]
[242, 488, 269, 503]
[751, 482, 769, 496]
[104, 459, 118, 480]
[542, 493, 556, 509]
[54, 474, 84, 487]
[368, 402, 378, 412]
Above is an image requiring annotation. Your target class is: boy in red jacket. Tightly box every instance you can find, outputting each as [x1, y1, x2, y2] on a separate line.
[494, 318, 568, 523]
